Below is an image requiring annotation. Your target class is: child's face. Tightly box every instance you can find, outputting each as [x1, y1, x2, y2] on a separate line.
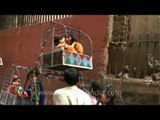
[30, 75, 38, 83]
[99, 94, 110, 105]
[59, 37, 65, 42]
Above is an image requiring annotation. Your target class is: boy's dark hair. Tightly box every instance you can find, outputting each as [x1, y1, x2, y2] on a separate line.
[12, 75, 19, 82]
[90, 81, 105, 98]
[64, 68, 79, 85]
[90, 80, 116, 104]
[28, 67, 40, 77]
[104, 85, 116, 105]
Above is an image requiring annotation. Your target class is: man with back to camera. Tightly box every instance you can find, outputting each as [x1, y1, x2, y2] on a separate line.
[53, 68, 92, 105]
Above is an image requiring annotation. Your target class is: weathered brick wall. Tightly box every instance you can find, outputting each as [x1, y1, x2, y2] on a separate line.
[0, 15, 109, 104]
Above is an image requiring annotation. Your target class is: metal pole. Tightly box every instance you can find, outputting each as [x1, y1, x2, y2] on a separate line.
[107, 15, 114, 74]
[144, 34, 149, 76]
[129, 35, 133, 75]
[153, 34, 157, 73]
[158, 16, 160, 105]
[137, 35, 141, 77]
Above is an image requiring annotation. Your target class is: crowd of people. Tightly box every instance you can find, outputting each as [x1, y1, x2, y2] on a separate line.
[53, 68, 116, 105]
[54, 30, 109, 105]
[6, 68, 45, 105]
[4, 67, 116, 105]
[1, 30, 116, 105]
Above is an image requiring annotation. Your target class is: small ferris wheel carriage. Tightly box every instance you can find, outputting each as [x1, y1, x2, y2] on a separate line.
[41, 21, 93, 71]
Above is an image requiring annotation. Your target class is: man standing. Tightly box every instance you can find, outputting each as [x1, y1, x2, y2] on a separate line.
[26, 68, 45, 105]
[53, 68, 91, 105]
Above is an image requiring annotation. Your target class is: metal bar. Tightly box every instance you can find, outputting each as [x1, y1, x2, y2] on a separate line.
[30, 15, 33, 25]
[25, 15, 28, 25]
[122, 44, 126, 71]
[25, 15, 27, 25]
[36, 15, 39, 23]
[33, 15, 36, 23]
[47, 15, 49, 21]
[48, 15, 51, 21]
[29, 15, 31, 25]
[129, 35, 133, 75]
[28, 15, 30, 25]
[51, 23, 55, 66]
[31, 15, 33, 24]
[30, 15, 32, 25]
[35, 15, 37, 23]
[115, 53, 118, 76]
[157, 16, 160, 105]
[43, 15, 45, 23]
[39, 15, 42, 23]
[153, 34, 158, 73]
[41, 15, 44, 23]
[51, 15, 54, 21]
[159, 33, 160, 63]
[111, 40, 158, 44]
[26, 15, 28, 25]
[136, 35, 141, 77]
[15, 15, 18, 27]
[108, 45, 112, 75]
[51, 20, 85, 33]
[17, 15, 20, 27]
[45, 15, 47, 22]
[24, 15, 26, 25]
[40, 15, 42, 23]
[43, 15, 45, 22]
[36, 23, 53, 68]
[54, 15, 56, 19]
[29, 15, 31, 24]
[38, 15, 40, 23]
[115, 34, 120, 76]
[27, 15, 29, 25]
[144, 34, 149, 76]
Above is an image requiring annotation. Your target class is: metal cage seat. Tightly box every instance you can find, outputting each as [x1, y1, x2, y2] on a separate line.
[42, 21, 93, 71]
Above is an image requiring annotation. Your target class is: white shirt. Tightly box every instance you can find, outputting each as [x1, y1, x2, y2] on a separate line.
[53, 85, 92, 105]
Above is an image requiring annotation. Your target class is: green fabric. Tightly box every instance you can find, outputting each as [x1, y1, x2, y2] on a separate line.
[32, 83, 40, 101]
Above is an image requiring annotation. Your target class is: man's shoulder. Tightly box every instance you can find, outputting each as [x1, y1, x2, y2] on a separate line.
[75, 42, 82, 46]
[53, 88, 66, 96]
[54, 88, 62, 93]
[77, 88, 90, 97]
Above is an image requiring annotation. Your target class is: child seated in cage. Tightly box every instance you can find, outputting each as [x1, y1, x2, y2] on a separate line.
[64, 30, 83, 54]
[56, 36, 66, 49]
[7, 75, 28, 105]
[54, 31, 83, 54]
[54, 35, 66, 51]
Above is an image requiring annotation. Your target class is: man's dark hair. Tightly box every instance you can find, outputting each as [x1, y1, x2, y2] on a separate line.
[64, 68, 79, 85]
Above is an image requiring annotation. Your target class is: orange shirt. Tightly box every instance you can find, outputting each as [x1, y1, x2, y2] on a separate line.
[66, 42, 83, 54]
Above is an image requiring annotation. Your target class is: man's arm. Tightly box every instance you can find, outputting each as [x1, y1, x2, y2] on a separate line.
[75, 43, 83, 54]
